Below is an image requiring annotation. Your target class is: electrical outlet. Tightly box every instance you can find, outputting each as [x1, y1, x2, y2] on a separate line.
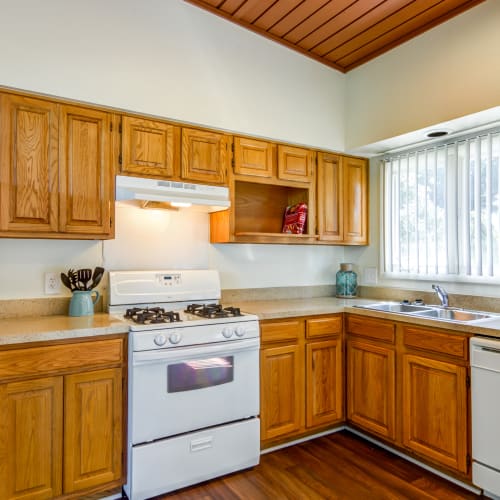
[44, 272, 61, 294]
[363, 267, 378, 284]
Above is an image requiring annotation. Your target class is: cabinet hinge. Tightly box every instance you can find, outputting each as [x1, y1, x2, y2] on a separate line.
[118, 153, 122, 165]
[231, 142, 234, 152]
[466, 374, 471, 389]
[466, 454, 471, 468]
[110, 122, 113, 132]
[119, 122, 122, 134]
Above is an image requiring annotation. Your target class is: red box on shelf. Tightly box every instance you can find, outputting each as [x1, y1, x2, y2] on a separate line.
[282, 202, 307, 234]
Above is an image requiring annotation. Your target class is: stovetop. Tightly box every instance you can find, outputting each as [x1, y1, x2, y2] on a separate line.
[108, 270, 260, 348]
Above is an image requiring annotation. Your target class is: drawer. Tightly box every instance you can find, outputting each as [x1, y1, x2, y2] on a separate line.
[346, 315, 395, 344]
[0, 338, 124, 379]
[403, 326, 468, 360]
[306, 315, 342, 339]
[261, 319, 304, 344]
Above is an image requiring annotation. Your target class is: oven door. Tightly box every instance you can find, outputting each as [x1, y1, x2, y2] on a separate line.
[131, 337, 259, 445]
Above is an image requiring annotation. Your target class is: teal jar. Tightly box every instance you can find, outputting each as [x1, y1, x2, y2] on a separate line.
[336, 263, 357, 298]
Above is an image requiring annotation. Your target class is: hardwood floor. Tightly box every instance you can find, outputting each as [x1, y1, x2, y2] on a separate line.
[157, 431, 483, 499]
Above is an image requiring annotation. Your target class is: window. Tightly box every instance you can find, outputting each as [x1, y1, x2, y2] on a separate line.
[383, 128, 500, 280]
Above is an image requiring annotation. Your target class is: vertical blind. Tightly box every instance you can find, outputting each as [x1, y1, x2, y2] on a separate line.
[383, 128, 500, 279]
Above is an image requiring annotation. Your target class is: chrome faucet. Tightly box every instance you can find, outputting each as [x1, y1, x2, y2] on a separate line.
[432, 284, 449, 307]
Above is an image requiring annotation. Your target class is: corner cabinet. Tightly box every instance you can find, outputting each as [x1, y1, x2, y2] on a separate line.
[345, 313, 471, 478]
[260, 315, 343, 448]
[0, 92, 115, 239]
[346, 315, 396, 441]
[317, 152, 368, 244]
[0, 336, 126, 500]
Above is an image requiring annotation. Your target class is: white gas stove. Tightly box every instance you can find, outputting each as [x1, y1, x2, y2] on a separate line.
[109, 270, 260, 500]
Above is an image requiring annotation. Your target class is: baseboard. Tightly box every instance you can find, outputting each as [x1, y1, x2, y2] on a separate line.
[346, 427, 482, 495]
[260, 426, 346, 455]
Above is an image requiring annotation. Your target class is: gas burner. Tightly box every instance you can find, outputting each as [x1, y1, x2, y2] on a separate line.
[185, 303, 242, 319]
[125, 307, 182, 325]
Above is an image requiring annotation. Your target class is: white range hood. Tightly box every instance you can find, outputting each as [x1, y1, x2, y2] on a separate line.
[115, 175, 230, 213]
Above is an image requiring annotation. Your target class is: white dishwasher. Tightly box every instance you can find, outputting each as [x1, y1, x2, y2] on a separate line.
[471, 336, 500, 498]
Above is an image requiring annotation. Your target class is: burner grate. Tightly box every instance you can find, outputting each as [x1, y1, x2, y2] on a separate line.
[125, 307, 182, 325]
[185, 303, 242, 319]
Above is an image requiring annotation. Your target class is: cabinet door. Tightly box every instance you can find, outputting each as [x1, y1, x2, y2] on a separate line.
[59, 105, 113, 236]
[233, 136, 274, 178]
[64, 368, 123, 493]
[317, 152, 343, 242]
[402, 354, 468, 473]
[0, 93, 59, 233]
[0, 377, 63, 500]
[260, 344, 304, 441]
[277, 144, 313, 183]
[121, 116, 178, 178]
[343, 156, 368, 244]
[306, 339, 343, 428]
[181, 128, 228, 184]
[346, 339, 396, 440]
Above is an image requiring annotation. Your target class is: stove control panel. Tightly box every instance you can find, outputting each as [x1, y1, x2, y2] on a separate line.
[157, 273, 182, 287]
[131, 319, 260, 352]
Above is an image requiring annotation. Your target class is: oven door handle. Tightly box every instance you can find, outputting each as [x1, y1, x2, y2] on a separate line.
[133, 337, 260, 364]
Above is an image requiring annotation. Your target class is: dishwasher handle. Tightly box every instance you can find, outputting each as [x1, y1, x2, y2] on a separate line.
[471, 337, 500, 372]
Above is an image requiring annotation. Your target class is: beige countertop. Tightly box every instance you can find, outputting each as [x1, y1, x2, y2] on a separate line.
[232, 297, 500, 339]
[4, 297, 500, 347]
[0, 313, 128, 346]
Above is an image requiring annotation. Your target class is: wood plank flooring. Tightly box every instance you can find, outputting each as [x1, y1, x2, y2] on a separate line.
[157, 431, 484, 499]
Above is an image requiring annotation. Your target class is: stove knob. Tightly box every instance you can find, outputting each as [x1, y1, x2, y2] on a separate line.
[169, 332, 182, 344]
[222, 327, 234, 339]
[235, 326, 246, 337]
[154, 334, 167, 346]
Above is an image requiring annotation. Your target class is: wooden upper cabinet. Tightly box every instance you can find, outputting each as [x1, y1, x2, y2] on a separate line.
[233, 136, 274, 178]
[277, 144, 314, 183]
[0, 376, 63, 500]
[181, 128, 228, 185]
[317, 153, 368, 245]
[121, 116, 179, 178]
[343, 156, 368, 244]
[0, 93, 59, 233]
[317, 152, 343, 242]
[402, 354, 468, 473]
[64, 368, 122, 493]
[59, 105, 113, 236]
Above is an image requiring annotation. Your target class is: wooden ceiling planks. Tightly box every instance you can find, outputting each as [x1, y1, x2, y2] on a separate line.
[184, 0, 486, 72]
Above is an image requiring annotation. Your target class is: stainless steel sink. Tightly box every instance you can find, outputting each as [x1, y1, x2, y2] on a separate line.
[354, 303, 493, 323]
[415, 308, 491, 321]
[355, 303, 432, 313]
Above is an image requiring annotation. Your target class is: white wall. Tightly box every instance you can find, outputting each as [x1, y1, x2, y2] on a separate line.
[345, 0, 500, 151]
[343, 0, 500, 297]
[0, 0, 346, 299]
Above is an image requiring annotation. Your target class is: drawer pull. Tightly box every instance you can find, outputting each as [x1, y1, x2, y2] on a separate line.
[190, 436, 213, 452]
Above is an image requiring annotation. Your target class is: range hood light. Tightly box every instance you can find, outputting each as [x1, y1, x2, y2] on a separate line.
[170, 201, 192, 208]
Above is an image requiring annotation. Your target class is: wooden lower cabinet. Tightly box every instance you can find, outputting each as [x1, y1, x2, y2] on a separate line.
[345, 314, 471, 477]
[0, 377, 63, 500]
[260, 343, 304, 440]
[346, 339, 396, 440]
[402, 354, 468, 474]
[306, 338, 343, 428]
[0, 336, 126, 500]
[64, 368, 123, 493]
[260, 315, 343, 446]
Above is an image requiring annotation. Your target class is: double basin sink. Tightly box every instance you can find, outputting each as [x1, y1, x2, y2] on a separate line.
[354, 302, 493, 323]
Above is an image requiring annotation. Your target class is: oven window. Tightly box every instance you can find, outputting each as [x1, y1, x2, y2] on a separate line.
[167, 356, 234, 393]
